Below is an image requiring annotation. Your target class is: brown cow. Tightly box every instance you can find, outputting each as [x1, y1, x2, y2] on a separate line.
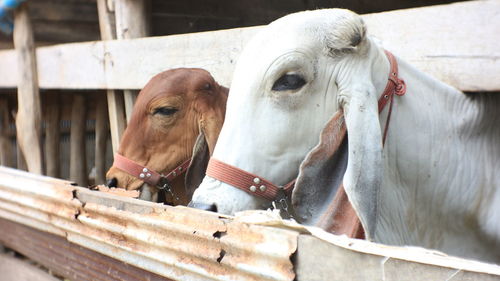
[105, 68, 228, 205]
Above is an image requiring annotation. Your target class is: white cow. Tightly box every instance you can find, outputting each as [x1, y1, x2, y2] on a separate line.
[190, 9, 500, 263]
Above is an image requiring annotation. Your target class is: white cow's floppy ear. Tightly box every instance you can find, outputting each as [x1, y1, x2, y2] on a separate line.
[340, 84, 383, 239]
[185, 132, 210, 198]
[292, 111, 349, 224]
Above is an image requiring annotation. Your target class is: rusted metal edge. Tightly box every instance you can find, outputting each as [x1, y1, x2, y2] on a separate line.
[1, 166, 500, 281]
[232, 212, 500, 280]
[295, 235, 500, 281]
[0, 166, 298, 281]
[0, 218, 171, 281]
[0, 218, 172, 281]
[305, 228, 500, 276]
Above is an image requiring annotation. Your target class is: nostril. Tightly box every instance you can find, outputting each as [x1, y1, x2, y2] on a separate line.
[106, 178, 118, 187]
[208, 203, 217, 212]
[188, 201, 218, 213]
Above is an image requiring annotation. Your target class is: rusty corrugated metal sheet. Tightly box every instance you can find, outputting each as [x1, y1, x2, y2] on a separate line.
[0, 167, 298, 281]
[2, 166, 500, 281]
[0, 218, 173, 281]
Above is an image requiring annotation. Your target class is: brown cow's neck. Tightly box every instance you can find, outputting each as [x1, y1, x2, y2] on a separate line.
[165, 175, 189, 205]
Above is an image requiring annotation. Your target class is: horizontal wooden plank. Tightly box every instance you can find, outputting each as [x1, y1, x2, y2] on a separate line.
[0, 49, 17, 87]
[361, 0, 500, 92]
[0, 0, 498, 91]
[0, 252, 61, 281]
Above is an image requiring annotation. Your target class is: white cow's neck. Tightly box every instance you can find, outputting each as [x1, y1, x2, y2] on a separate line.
[373, 48, 500, 262]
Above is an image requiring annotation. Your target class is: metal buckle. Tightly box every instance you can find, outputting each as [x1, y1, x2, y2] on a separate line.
[157, 177, 171, 191]
[272, 186, 293, 219]
[157, 176, 180, 203]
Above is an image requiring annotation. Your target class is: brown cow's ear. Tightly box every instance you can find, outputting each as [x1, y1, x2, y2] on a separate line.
[185, 132, 210, 198]
[291, 110, 351, 226]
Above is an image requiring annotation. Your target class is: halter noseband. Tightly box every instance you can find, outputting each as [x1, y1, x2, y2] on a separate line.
[112, 153, 191, 192]
[205, 50, 406, 207]
[206, 158, 295, 201]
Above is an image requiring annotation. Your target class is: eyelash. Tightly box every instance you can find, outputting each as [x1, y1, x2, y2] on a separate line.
[271, 73, 306, 91]
[153, 107, 178, 116]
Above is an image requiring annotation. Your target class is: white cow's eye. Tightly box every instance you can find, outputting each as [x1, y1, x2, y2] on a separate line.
[271, 74, 306, 91]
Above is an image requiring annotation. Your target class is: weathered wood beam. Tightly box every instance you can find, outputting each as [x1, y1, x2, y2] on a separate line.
[94, 94, 109, 185]
[105, 90, 126, 156]
[43, 93, 61, 178]
[0, 252, 60, 281]
[16, 142, 27, 171]
[0, 99, 13, 167]
[115, 0, 150, 122]
[69, 94, 87, 186]
[97, 0, 126, 155]
[115, 0, 150, 40]
[96, 0, 116, 41]
[0, 0, 498, 92]
[13, 3, 44, 175]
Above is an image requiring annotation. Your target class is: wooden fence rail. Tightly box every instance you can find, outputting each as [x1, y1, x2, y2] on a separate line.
[0, 0, 499, 92]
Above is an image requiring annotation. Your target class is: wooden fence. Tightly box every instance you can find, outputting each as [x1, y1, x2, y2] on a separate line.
[0, 0, 498, 186]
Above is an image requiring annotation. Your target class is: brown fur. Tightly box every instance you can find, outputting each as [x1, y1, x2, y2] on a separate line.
[106, 68, 228, 204]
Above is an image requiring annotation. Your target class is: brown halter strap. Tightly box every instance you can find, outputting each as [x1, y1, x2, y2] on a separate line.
[112, 153, 191, 190]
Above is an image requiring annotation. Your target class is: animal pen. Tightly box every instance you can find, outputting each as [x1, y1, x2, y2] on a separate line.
[0, 0, 499, 280]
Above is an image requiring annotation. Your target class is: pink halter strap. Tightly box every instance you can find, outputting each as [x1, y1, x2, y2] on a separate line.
[206, 158, 295, 201]
[112, 154, 190, 190]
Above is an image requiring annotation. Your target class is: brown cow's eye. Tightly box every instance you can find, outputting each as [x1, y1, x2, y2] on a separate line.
[272, 74, 306, 91]
[153, 107, 178, 116]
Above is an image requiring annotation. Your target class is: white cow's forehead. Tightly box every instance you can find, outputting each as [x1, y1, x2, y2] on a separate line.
[269, 9, 351, 30]
[245, 8, 359, 62]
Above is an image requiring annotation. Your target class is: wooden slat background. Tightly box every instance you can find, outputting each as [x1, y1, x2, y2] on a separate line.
[0, 0, 498, 92]
[0, 0, 459, 50]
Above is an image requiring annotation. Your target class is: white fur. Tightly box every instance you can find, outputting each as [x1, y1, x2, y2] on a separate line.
[191, 9, 500, 263]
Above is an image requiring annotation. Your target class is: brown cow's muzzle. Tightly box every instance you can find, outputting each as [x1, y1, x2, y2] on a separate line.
[106, 177, 117, 188]
[106, 167, 157, 201]
[105, 166, 145, 190]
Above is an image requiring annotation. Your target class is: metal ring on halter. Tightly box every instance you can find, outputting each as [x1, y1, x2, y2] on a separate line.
[157, 177, 180, 203]
[157, 177, 172, 191]
[272, 186, 293, 219]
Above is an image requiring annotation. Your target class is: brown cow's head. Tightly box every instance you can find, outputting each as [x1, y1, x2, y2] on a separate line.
[105, 68, 228, 204]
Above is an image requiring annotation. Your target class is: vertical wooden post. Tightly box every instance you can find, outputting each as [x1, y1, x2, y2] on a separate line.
[123, 92, 136, 123]
[106, 90, 125, 153]
[114, 0, 150, 123]
[94, 94, 109, 185]
[0, 99, 14, 167]
[44, 93, 60, 178]
[96, 0, 126, 155]
[115, 0, 150, 40]
[16, 142, 27, 171]
[69, 94, 87, 186]
[13, 3, 44, 174]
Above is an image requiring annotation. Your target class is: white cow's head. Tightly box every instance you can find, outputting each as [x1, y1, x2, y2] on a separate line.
[191, 9, 387, 236]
